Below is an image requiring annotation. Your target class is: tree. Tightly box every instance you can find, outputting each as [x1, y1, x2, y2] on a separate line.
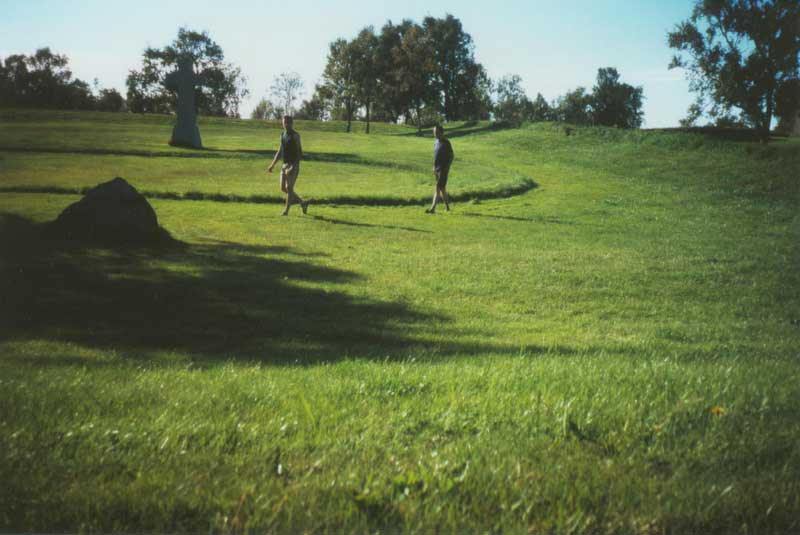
[0, 48, 96, 110]
[95, 88, 126, 112]
[668, 0, 800, 142]
[374, 20, 415, 123]
[321, 38, 359, 132]
[775, 78, 800, 133]
[423, 14, 487, 121]
[126, 27, 248, 117]
[493, 74, 531, 125]
[394, 23, 438, 131]
[458, 63, 493, 120]
[324, 16, 490, 127]
[295, 95, 327, 120]
[251, 98, 281, 120]
[529, 93, 551, 122]
[350, 28, 380, 133]
[553, 87, 593, 125]
[590, 67, 644, 128]
[269, 72, 304, 117]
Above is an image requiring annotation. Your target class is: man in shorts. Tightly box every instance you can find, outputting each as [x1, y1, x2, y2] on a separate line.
[267, 115, 308, 216]
[426, 125, 454, 213]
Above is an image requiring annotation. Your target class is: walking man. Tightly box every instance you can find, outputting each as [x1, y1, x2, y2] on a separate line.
[426, 125, 454, 213]
[268, 115, 308, 216]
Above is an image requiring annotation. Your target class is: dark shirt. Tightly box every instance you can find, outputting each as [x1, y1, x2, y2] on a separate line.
[434, 137, 454, 170]
[279, 130, 302, 163]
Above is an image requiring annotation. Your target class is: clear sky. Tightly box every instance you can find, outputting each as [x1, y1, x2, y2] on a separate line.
[2, 0, 697, 127]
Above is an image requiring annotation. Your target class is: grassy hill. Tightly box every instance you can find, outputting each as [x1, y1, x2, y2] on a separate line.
[1, 110, 799, 533]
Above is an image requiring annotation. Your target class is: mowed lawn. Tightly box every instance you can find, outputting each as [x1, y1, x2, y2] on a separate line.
[1, 110, 799, 533]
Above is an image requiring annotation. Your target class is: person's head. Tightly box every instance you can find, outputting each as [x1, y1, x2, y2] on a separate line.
[433, 125, 445, 139]
[282, 115, 294, 130]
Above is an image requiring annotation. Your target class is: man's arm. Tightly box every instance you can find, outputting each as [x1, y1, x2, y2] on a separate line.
[267, 139, 283, 172]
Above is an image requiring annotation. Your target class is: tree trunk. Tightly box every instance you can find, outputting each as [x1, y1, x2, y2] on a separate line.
[416, 105, 422, 134]
[365, 98, 371, 134]
[761, 89, 774, 144]
[346, 97, 352, 133]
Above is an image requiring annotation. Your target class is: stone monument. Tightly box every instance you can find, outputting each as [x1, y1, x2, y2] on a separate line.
[164, 56, 203, 148]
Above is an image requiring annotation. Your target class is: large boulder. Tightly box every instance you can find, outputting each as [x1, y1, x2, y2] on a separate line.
[52, 177, 167, 245]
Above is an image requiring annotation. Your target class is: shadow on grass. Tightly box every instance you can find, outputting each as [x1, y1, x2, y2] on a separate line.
[0, 179, 538, 207]
[396, 122, 513, 139]
[0, 145, 420, 171]
[457, 212, 575, 225]
[0, 213, 529, 366]
[204, 147, 420, 171]
[309, 215, 432, 233]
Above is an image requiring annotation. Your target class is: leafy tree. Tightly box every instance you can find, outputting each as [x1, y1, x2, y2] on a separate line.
[529, 93, 551, 122]
[295, 93, 327, 121]
[455, 62, 493, 120]
[350, 28, 380, 133]
[323, 16, 490, 126]
[775, 78, 800, 133]
[374, 20, 415, 123]
[493, 74, 531, 125]
[590, 67, 644, 128]
[251, 98, 281, 120]
[95, 88, 126, 112]
[668, 0, 800, 142]
[321, 38, 359, 132]
[553, 87, 593, 125]
[126, 27, 248, 117]
[423, 14, 487, 121]
[393, 23, 438, 131]
[269, 72, 304, 116]
[0, 48, 97, 110]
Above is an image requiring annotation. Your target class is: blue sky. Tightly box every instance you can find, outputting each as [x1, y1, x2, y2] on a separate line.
[3, 0, 697, 127]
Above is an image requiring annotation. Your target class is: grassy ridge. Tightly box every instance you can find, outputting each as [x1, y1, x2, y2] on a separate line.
[0, 111, 524, 202]
[1, 111, 799, 533]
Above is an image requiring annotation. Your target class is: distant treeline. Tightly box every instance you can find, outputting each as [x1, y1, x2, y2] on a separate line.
[306, 15, 493, 132]
[0, 19, 645, 131]
[491, 68, 644, 129]
[0, 48, 125, 112]
[253, 15, 644, 131]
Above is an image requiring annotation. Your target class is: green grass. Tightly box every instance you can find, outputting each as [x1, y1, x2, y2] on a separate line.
[1, 110, 799, 533]
[0, 110, 527, 203]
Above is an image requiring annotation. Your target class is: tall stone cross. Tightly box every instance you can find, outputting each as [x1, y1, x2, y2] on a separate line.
[164, 56, 203, 148]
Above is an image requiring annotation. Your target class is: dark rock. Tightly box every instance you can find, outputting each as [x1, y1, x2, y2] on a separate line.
[50, 177, 169, 245]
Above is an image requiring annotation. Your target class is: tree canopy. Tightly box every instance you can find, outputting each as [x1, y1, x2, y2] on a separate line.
[668, 0, 800, 141]
[0, 48, 123, 111]
[126, 28, 248, 117]
[318, 15, 491, 132]
[591, 67, 644, 128]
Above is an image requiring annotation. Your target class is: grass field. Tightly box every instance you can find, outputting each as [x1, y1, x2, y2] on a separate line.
[1, 110, 799, 533]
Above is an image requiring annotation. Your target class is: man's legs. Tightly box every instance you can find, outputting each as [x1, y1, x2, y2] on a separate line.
[440, 185, 450, 211]
[280, 164, 308, 215]
[426, 184, 439, 213]
[427, 169, 449, 213]
[427, 169, 442, 213]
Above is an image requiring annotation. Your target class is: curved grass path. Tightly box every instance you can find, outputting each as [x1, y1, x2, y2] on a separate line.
[0, 111, 532, 205]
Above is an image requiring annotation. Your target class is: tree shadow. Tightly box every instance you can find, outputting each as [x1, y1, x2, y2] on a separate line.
[0, 146, 420, 171]
[203, 147, 420, 170]
[309, 215, 432, 233]
[0, 213, 522, 367]
[457, 212, 576, 225]
[394, 122, 513, 139]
